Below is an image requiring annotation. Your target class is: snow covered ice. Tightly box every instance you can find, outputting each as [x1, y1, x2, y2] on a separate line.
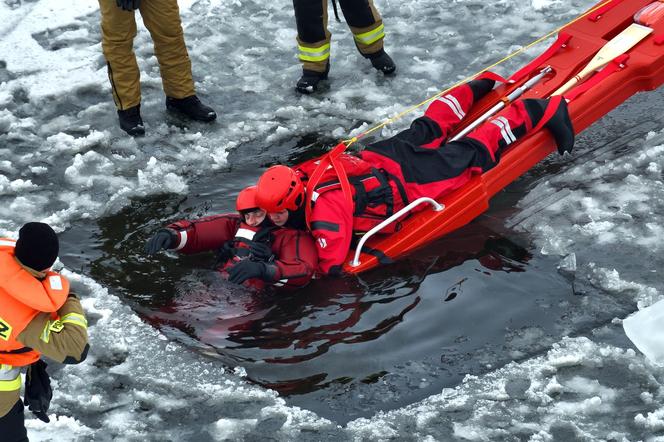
[624, 298, 664, 365]
[2, 0, 664, 440]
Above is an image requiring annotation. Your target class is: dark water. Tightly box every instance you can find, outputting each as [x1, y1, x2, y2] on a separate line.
[58, 88, 664, 424]
[59, 151, 580, 425]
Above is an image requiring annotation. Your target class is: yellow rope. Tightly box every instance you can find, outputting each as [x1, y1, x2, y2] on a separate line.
[342, 0, 614, 146]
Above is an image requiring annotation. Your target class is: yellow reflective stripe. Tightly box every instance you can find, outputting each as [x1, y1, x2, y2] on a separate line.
[41, 320, 52, 343]
[298, 43, 330, 62]
[353, 24, 385, 45]
[0, 376, 21, 391]
[0, 366, 20, 392]
[41, 313, 88, 343]
[61, 313, 88, 329]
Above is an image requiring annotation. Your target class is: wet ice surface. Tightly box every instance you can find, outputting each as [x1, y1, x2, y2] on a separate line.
[2, 0, 664, 440]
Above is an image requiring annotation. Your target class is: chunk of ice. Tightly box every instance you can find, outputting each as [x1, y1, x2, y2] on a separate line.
[623, 299, 664, 364]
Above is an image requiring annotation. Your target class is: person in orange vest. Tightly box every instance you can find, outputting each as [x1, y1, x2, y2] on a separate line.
[98, 0, 217, 136]
[0, 223, 89, 441]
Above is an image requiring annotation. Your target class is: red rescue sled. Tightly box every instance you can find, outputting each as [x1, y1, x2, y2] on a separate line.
[338, 0, 664, 274]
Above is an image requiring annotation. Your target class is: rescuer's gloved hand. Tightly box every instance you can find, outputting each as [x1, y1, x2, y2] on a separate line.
[228, 260, 270, 284]
[248, 241, 274, 262]
[24, 360, 52, 423]
[144, 229, 177, 255]
[116, 0, 141, 11]
[216, 241, 235, 263]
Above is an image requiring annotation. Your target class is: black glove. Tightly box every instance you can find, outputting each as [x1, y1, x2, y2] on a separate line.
[228, 260, 271, 285]
[116, 0, 141, 11]
[248, 241, 274, 262]
[24, 360, 52, 423]
[216, 241, 235, 263]
[144, 229, 177, 255]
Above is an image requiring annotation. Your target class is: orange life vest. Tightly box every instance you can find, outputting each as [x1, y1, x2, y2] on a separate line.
[0, 239, 69, 366]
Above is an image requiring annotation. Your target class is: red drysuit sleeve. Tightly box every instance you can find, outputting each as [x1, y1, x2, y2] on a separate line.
[270, 229, 318, 289]
[309, 189, 354, 276]
[168, 214, 241, 254]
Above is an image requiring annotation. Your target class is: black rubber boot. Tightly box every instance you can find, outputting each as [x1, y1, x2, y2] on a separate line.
[117, 105, 145, 137]
[296, 64, 329, 94]
[367, 49, 396, 75]
[468, 78, 496, 102]
[524, 98, 575, 155]
[166, 95, 217, 122]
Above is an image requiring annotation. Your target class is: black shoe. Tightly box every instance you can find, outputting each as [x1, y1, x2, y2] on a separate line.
[166, 95, 217, 122]
[468, 78, 496, 102]
[524, 98, 575, 155]
[296, 65, 329, 94]
[117, 105, 145, 137]
[367, 49, 396, 75]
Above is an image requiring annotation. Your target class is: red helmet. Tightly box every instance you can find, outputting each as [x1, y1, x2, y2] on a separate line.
[256, 165, 305, 212]
[236, 186, 259, 212]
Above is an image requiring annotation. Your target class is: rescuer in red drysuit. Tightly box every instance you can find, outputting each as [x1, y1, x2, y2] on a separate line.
[144, 186, 318, 290]
[255, 77, 575, 275]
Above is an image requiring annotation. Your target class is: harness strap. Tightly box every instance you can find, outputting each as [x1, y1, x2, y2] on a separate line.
[351, 176, 369, 215]
[348, 169, 402, 218]
[361, 246, 395, 265]
[508, 33, 572, 84]
[305, 142, 350, 228]
[0, 347, 33, 355]
[382, 169, 409, 208]
[475, 71, 509, 84]
[588, 0, 623, 21]
[564, 54, 628, 102]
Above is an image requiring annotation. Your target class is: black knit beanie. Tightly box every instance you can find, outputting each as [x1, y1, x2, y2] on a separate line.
[15, 222, 59, 271]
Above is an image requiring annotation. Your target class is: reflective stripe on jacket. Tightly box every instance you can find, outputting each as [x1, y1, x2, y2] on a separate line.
[0, 365, 20, 392]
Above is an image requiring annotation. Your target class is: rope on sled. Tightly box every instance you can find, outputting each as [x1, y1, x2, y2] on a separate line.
[342, 0, 615, 147]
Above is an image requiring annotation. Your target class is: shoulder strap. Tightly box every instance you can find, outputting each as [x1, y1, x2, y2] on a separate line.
[305, 142, 354, 227]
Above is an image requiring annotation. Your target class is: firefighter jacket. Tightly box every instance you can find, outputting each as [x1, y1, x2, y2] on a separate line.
[168, 214, 318, 289]
[0, 239, 89, 418]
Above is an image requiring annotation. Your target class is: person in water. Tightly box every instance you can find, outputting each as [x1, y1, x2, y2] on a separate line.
[254, 77, 575, 275]
[145, 186, 318, 290]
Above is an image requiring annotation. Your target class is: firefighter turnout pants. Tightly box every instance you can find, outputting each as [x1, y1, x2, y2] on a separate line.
[0, 401, 27, 442]
[0, 365, 26, 442]
[98, 0, 196, 110]
[293, 0, 385, 73]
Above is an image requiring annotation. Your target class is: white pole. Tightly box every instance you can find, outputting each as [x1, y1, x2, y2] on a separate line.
[350, 197, 444, 267]
[450, 66, 552, 142]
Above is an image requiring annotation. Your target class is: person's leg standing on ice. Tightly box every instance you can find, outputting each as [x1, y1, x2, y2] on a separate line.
[293, 0, 397, 94]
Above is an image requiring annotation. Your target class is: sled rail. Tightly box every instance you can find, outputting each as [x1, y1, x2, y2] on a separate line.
[349, 197, 444, 268]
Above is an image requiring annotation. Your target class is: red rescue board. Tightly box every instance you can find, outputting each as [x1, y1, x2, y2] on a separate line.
[343, 0, 664, 273]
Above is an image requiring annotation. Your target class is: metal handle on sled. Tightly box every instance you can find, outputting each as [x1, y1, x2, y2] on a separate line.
[350, 197, 445, 268]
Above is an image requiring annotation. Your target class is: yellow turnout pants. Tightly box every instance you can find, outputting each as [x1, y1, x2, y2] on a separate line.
[98, 0, 196, 110]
